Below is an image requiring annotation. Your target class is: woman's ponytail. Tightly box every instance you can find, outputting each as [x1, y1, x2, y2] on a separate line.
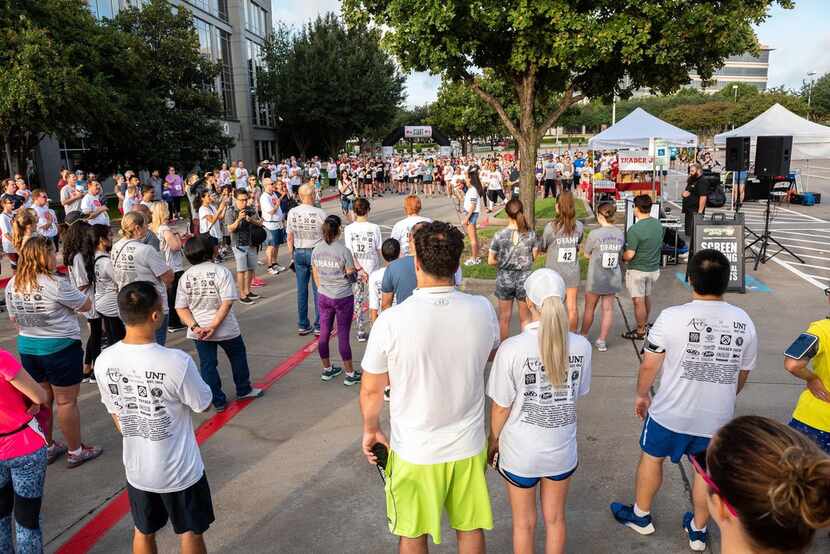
[538, 296, 569, 386]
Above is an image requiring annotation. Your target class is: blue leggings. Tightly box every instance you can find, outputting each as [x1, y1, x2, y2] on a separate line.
[789, 419, 830, 454]
[0, 447, 47, 554]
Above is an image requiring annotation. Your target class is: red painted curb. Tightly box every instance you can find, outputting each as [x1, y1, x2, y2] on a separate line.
[55, 337, 320, 554]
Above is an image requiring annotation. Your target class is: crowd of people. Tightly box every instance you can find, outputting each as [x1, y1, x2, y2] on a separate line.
[0, 150, 827, 554]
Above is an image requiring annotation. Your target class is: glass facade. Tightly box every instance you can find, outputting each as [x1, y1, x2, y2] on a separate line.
[88, 0, 119, 19]
[183, 0, 229, 22]
[247, 39, 275, 128]
[244, 0, 268, 38]
[192, 17, 237, 119]
[255, 140, 278, 162]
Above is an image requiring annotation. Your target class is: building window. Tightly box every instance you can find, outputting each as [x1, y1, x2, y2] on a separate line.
[88, 0, 118, 19]
[58, 137, 90, 171]
[219, 30, 237, 119]
[255, 140, 277, 162]
[245, 0, 267, 37]
[247, 40, 275, 128]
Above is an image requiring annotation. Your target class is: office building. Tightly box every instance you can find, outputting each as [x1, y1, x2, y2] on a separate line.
[35, 0, 277, 195]
[689, 47, 772, 92]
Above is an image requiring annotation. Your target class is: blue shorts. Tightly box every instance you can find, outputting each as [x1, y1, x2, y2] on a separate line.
[789, 418, 830, 454]
[496, 461, 577, 489]
[21, 340, 84, 387]
[468, 212, 480, 226]
[264, 228, 286, 247]
[640, 415, 710, 463]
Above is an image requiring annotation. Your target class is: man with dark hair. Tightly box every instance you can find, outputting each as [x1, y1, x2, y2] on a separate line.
[622, 194, 664, 340]
[225, 188, 264, 305]
[611, 249, 757, 552]
[361, 220, 500, 553]
[95, 281, 215, 554]
[682, 163, 708, 241]
[176, 236, 263, 412]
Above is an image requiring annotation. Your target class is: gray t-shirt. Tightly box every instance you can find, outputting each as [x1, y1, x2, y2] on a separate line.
[175, 262, 240, 341]
[311, 241, 355, 300]
[94, 253, 119, 318]
[158, 224, 184, 272]
[6, 273, 87, 339]
[489, 228, 537, 273]
[112, 238, 171, 313]
[541, 220, 584, 288]
[584, 225, 624, 295]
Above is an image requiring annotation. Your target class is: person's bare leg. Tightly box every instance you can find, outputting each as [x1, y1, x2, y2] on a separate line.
[540, 478, 570, 554]
[132, 529, 157, 554]
[39, 382, 54, 445]
[180, 532, 207, 554]
[468, 225, 479, 260]
[400, 535, 428, 554]
[457, 529, 486, 554]
[598, 295, 615, 342]
[246, 269, 254, 292]
[52, 384, 82, 451]
[236, 271, 247, 299]
[517, 299, 532, 332]
[580, 293, 599, 336]
[644, 295, 652, 327]
[634, 452, 664, 513]
[266, 245, 275, 267]
[632, 297, 647, 334]
[565, 288, 579, 332]
[344, 360, 354, 373]
[498, 299, 513, 342]
[506, 483, 537, 554]
[691, 472, 711, 530]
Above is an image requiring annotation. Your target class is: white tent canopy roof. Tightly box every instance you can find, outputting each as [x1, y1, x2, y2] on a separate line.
[587, 107, 698, 150]
[714, 103, 830, 160]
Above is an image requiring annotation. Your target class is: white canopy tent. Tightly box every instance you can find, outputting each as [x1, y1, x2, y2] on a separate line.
[588, 107, 698, 150]
[714, 103, 830, 160]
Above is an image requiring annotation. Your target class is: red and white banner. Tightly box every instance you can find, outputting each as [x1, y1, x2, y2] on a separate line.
[617, 150, 654, 171]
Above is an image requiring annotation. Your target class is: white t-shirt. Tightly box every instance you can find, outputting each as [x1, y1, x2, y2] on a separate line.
[95, 342, 212, 493]
[235, 167, 249, 186]
[68, 253, 97, 320]
[81, 194, 110, 226]
[259, 192, 283, 231]
[0, 213, 14, 253]
[60, 186, 82, 213]
[362, 287, 500, 464]
[175, 262, 240, 341]
[344, 221, 382, 275]
[487, 170, 503, 191]
[157, 224, 184, 273]
[111, 238, 171, 314]
[463, 187, 481, 214]
[286, 204, 326, 249]
[93, 253, 119, 318]
[487, 323, 591, 477]
[198, 205, 223, 240]
[122, 194, 140, 214]
[367, 267, 389, 313]
[6, 274, 87, 339]
[645, 300, 758, 438]
[390, 215, 431, 257]
[33, 205, 58, 238]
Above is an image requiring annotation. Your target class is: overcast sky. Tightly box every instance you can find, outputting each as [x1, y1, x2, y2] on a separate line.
[273, 0, 830, 107]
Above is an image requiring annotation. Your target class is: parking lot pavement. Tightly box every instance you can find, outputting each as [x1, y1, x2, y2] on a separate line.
[16, 191, 827, 553]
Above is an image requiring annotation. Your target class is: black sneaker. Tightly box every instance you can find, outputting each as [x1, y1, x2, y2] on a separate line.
[298, 327, 313, 336]
[247, 292, 261, 300]
[239, 297, 255, 305]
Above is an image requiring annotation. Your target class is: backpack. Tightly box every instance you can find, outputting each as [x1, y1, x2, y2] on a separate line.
[706, 181, 726, 209]
[250, 224, 267, 248]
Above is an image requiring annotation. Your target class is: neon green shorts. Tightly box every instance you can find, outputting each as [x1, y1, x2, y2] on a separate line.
[385, 447, 493, 544]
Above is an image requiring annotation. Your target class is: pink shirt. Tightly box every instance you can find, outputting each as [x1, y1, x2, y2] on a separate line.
[0, 350, 47, 460]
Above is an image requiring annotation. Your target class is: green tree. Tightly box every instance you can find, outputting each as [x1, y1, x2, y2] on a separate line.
[259, 14, 404, 158]
[344, 0, 791, 224]
[662, 101, 736, 138]
[0, 0, 116, 177]
[803, 73, 830, 121]
[715, 82, 761, 102]
[428, 80, 502, 155]
[82, 0, 233, 173]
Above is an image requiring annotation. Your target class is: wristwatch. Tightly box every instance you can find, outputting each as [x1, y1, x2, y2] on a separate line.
[190, 323, 199, 332]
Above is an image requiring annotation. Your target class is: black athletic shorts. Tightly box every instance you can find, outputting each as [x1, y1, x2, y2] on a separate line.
[21, 340, 83, 387]
[127, 473, 215, 535]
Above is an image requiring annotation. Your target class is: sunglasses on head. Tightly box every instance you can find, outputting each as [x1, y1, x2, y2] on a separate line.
[689, 450, 738, 518]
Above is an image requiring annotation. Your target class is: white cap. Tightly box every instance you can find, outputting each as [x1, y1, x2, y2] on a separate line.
[524, 268, 566, 306]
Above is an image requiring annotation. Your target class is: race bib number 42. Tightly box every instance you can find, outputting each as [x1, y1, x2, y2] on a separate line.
[602, 252, 619, 269]
[558, 248, 576, 263]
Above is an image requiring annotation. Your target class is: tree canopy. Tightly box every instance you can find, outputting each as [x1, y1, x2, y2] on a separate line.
[428, 79, 503, 155]
[259, 14, 405, 158]
[804, 72, 830, 122]
[344, 0, 793, 224]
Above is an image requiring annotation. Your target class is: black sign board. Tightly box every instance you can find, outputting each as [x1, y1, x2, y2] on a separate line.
[693, 213, 745, 293]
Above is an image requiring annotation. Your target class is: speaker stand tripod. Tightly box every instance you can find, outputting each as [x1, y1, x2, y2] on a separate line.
[744, 195, 804, 271]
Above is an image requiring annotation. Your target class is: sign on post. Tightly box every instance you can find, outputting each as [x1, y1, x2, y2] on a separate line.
[404, 126, 432, 139]
[693, 213, 745, 293]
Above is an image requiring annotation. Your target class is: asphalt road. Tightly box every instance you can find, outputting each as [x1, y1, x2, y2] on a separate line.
[6, 190, 826, 553]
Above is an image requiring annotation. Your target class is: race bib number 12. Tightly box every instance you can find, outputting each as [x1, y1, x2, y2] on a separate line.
[602, 252, 619, 269]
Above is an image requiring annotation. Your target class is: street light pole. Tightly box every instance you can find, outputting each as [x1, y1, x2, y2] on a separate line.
[807, 70, 817, 109]
[731, 85, 738, 130]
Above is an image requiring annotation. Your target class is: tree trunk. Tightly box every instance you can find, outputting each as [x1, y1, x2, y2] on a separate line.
[517, 137, 539, 229]
[3, 137, 12, 178]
